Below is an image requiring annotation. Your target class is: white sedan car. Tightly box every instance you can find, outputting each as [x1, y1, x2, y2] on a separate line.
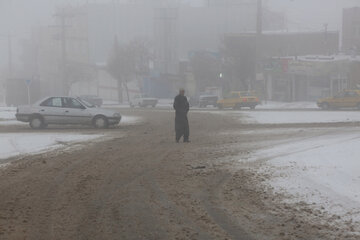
[16, 96, 121, 129]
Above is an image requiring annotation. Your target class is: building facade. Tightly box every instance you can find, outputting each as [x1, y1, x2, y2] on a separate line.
[221, 31, 340, 98]
[265, 56, 350, 102]
[342, 7, 360, 53]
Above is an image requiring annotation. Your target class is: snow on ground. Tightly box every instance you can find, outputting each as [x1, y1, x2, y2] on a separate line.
[0, 107, 16, 120]
[257, 101, 318, 110]
[157, 99, 173, 108]
[121, 116, 142, 125]
[223, 111, 360, 124]
[0, 163, 10, 169]
[0, 133, 102, 161]
[250, 132, 360, 222]
[0, 108, 25, 126]
[0, 120, 26, 126]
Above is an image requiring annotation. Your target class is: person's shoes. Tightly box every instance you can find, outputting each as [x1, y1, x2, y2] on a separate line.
[176, 139, 180, 143]
[184, 140, 191, 143]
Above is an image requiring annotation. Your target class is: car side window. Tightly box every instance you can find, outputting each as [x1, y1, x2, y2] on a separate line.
[71, 99, 84, 109]
[63, 98, 84, 109]
[40, 97, 63, 107]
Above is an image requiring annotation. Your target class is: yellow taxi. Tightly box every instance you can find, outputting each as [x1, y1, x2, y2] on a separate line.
[317, 90, 360, 110]
[217, 91, 260, 110]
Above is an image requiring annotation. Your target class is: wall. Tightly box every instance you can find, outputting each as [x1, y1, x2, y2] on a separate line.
[342, 7, 360, 53]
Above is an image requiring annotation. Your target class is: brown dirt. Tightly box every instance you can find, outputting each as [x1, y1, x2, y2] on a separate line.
[0, 109, 357, 240]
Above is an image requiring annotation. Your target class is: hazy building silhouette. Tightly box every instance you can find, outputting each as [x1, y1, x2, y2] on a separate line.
[342, 7, 360, 54]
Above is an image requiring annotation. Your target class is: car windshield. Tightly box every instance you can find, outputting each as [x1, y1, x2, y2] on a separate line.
[78, 98, 96, 108]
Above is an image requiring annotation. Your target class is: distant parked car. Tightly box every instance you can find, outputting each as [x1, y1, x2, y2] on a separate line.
[16, 96, 121, 129]
[217, 91, 260, 110]
[199, 94, 219, 108]
[317, 90, 360, 110]
[80, 95, 103, 107]
[130, 95, 158, 108]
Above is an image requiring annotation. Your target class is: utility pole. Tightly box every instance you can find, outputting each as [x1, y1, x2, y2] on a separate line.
[323, 23, 328, 54]
[256, 0, 262, 37]
[60, 10, 67, 96]
[53, 7, 74, 95]
[7, 34, 12, 78]
[154, 7, 178, 75]
[252, 0, 262, 91]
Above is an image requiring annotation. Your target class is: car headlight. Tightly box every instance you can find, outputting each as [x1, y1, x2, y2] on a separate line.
[113, 113, 121, 118]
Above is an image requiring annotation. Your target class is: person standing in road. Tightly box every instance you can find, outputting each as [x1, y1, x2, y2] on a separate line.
[173, 89, 190, 143]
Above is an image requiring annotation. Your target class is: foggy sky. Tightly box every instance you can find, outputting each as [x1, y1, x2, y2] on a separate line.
[1, 0, 360, 68]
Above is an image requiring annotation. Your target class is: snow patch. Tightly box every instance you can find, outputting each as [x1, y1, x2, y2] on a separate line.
[251, 132, 360, 221]
[121, 116, 142, 125]
[0, 107, 16, 120]
[0, 133, 102, 160]
[241, 111, 360, 124]
[257, 101, 318, 110]
[0, 120, 26, 126]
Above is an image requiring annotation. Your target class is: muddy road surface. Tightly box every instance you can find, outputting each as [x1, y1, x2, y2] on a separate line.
[0, 109, 354, 240]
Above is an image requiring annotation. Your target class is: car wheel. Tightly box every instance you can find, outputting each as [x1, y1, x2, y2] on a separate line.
[152, 104, 156, 108]
[29, 116, 44, 129]
[357, 103, 360, 110]
[250, 105, 256, 110]
[321, 102, 330, 110]
[217, 104, 223, 110]
[93, 116, 109, 129]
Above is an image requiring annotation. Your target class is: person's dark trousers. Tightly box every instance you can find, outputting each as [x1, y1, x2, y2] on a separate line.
[175, 114, 190, 142]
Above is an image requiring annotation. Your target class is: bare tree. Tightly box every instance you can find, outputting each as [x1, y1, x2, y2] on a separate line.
[107, 37, 152, 104]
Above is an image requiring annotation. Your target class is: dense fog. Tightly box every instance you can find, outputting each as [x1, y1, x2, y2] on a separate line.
[2, 0, 360, 104]
[2, 2, 360, 239]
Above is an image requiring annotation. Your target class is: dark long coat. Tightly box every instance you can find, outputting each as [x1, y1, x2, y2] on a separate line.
[173, 94, 190, 141]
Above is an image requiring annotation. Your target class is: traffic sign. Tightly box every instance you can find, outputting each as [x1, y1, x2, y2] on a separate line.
[25, 79, 31, 86]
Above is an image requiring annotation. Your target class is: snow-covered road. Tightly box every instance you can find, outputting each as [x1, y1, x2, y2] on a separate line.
[251, 131, 360, 222]
[214, 109, 360, 230]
